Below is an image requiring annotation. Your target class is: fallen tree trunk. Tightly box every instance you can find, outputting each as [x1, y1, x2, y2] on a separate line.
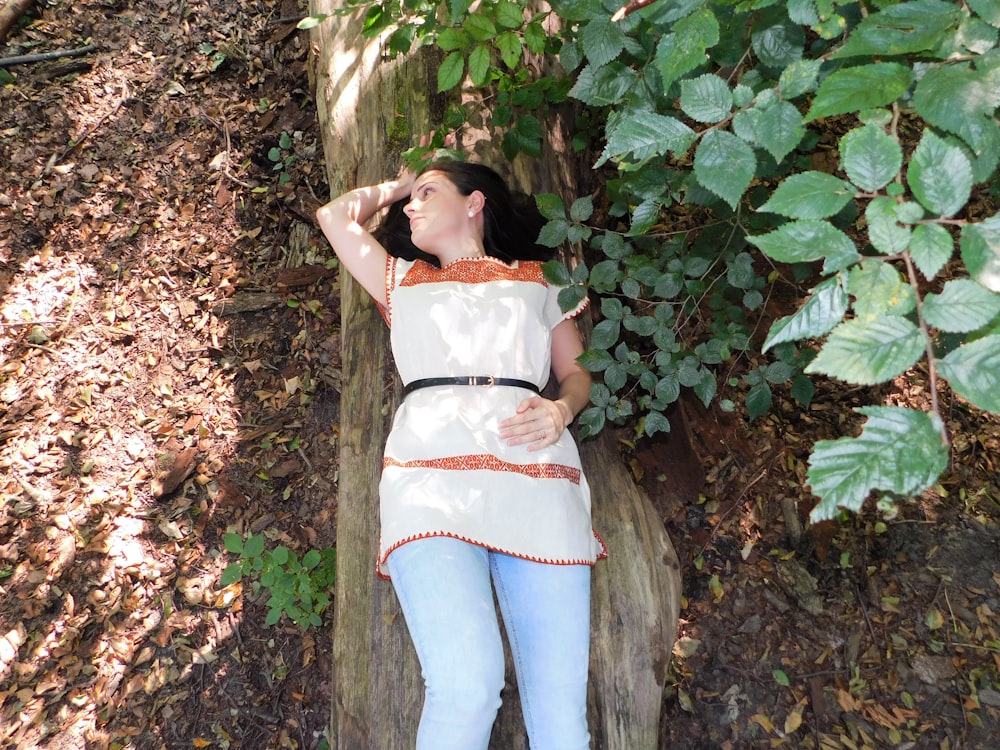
[310, 3, 683, 747]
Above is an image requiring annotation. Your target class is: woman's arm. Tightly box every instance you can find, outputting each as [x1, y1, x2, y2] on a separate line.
[499, 318, 592, 450]
[315, 175, 414, 305]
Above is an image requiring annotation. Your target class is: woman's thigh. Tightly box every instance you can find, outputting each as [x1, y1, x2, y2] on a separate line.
[386, 537, 506, 725]
[490, 554, 592, 750]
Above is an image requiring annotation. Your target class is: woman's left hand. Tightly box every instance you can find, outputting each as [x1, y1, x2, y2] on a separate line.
[499, 396, 572, 451]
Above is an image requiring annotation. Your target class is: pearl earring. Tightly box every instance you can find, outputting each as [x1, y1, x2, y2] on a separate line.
[468, 210, 475, 218]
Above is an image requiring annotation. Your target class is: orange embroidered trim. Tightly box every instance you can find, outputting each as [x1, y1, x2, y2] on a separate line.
[383, 453, 581, 484]
[400, 258, 547, 287]
[376, 530, 608, 580]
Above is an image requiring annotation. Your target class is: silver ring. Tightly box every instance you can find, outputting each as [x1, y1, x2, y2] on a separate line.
[537, 430, 545, 440]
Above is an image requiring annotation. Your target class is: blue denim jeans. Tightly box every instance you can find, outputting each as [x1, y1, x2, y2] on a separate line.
[386, 536, 592, 750]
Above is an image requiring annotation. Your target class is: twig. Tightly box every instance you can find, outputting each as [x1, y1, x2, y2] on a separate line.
[0, 43, 96, 68]
[46, 78, 129, 172]
[611, 0, 662, 22]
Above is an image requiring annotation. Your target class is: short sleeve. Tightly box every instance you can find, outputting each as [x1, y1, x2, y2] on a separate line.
[380, 257, 415, 327]
[544, 282, 590, 330]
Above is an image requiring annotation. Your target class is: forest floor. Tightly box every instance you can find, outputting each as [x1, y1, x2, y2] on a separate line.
[2, 1, 1000, 749]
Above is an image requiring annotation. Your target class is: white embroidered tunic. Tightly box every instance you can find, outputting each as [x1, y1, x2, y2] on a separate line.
[375, 255, 607, 577]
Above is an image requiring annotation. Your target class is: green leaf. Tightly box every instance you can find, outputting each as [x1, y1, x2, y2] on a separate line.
[848, 260, 917, 319]
[756, 101, 806, 163]
[907, 130, 973, 218]
[494, 1, 525, 29]
[463, 13, 497, 41]
[525, 20, 546, 54]
[496, 31, 522, 69]
[591, 319, 621, 350]
[542, 258, 572, 286]
[746, 380, 772, 421]
[468, 44, 491, 86]
[568, 62, 637, 107]
[764, 276, 849, 351]
[806, 317, 926, 385]
[244, 533, 265, 558]
[832, 0, 963, 59]
[840, 124, 903, 192]
[680, 74, 733, 124]
[219, 562, 244, 587]
[773, 669, 791, 687]
[969, 0, 1000, 26]
[806, 63, 913, 122]
[693, 130, 756, 210]
[296, 14, 327, 30]
[224, 532, 244, 554]
[751, 21, 805, 68]
[581, 16, 625, 69]
[778, 58, 821, 99]
[654, 7, 720, 91]
[960, 214, 1000, 293]
[807, 406, 949, 522]
[643, 410, 671, 437]
[561, 195, 590, 223]
[909, 223, 953, 281]
[758, 171, 854, 220]
[538, 218, 570, 247]
[922, 279, 1000, 333]
[938, 334, 1000, 413]
[437, 51, 465, 92]
[748, 220, 860, 274]
[436, 27, 470, 51]
[865, 198, 912, 256]
[596, 110, 696, 167]
[535, 193, 565, 221]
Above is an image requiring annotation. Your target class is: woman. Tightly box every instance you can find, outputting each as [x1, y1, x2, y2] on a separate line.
[316, 156, 606, 750]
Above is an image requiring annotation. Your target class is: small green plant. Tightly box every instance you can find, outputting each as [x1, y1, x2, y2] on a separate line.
[220, 532, 336, 630]
[267, 131, 298, 186]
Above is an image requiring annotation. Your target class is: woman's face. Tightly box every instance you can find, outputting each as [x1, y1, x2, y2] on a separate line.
[403, 171, 475, 254]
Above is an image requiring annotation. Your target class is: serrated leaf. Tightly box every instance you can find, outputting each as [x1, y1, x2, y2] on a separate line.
[535, 193, 565, 221]
[496, 31, 522, 69]
[654, 7, 720, 91]
[806, 63, 913, 122]
[832, 0, 963, 59]
[960, 214, 1000, 293]
[437, 51, 465, 92]
[778, 58, 821, 99]
[909, 223, 953, 281]
[596, 110, 696, 167]
[907, 130, 973, 217]
[937, 334, 1000, 413]
[568, 62, 637, 107]
[581, 16, 625, 69]
[756, 101, 806, 163]
[806, 317, 926, 385]
[437, 27, 471, 51]
[764, 276, 849, 351]
[468, 44, 492, 86]
[746, 381, 772, 420]
[244, 533, 265, 558]
[865, 197, 912, 256]
[570, 196, 594, 222]
[748, 220, 860, 274]
[643, 410, 671, 436]
[922, 279, 1000, 333]
[538, 218, 570, 247]
[463, 13, 497, 41]
[751, 22, 805, 68]
[969, 0, 1000, 26]
[680, 74, 733, 124]
[591, 319, 621, 350]
[759, 171, 854, 219]
[542, 259, 572, 286]
[848, 260, 916, 319]
[840, 124, 902, 192]
[807, 406, 949, 522]
[694, 130, 755, 210]
[494, 1, 524, 29]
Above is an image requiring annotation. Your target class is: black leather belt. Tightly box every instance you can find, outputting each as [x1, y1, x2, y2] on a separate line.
[402, 376, 540, 397]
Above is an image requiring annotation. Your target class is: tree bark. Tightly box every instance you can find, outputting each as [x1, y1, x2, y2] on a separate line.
[311, 4, 683, 748]
[0, 0, 36, 46]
